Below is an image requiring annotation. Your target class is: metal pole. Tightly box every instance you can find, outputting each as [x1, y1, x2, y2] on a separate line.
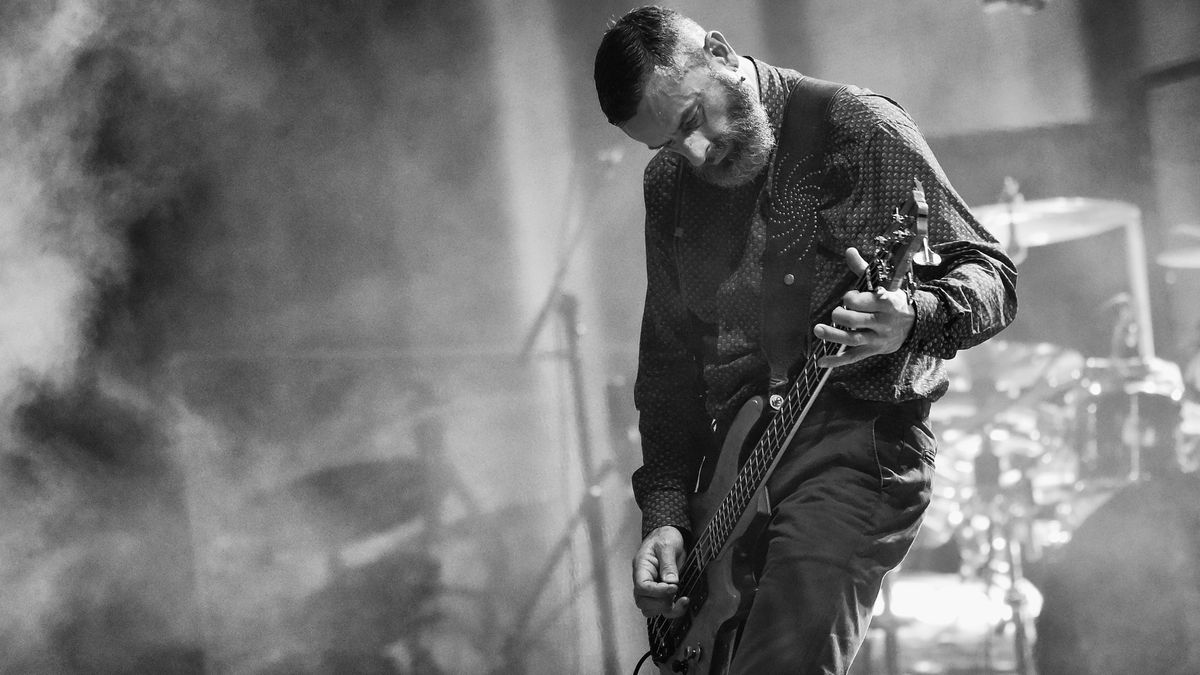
[1124, 212, 1156, 361]
[559, 293, 622, 675]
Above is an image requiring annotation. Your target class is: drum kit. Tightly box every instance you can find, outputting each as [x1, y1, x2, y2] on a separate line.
[883, 186, 1200, 675]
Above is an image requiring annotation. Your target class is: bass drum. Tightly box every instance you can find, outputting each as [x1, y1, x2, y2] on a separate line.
[1033, 473, 1200, 675]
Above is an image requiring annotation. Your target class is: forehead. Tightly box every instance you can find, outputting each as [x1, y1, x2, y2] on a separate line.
[619, 66, 711, 146]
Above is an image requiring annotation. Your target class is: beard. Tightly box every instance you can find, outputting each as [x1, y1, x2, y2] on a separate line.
[689, 69, 775, 188]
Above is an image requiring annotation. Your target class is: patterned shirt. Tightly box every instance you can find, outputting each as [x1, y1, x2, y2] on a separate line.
[631, 58, 1018, 538]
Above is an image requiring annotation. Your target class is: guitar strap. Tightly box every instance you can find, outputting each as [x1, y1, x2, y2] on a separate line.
[761, 76, 847, 389]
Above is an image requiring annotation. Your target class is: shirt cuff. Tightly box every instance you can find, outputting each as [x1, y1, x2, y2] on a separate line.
[908, 287, 954, 359]
[636, 488, 692, 542]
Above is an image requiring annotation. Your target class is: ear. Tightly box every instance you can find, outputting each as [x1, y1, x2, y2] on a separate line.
[703, 31, 739, 72]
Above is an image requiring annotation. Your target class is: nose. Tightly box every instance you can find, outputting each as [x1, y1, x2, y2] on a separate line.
[674, 132, 710, 167]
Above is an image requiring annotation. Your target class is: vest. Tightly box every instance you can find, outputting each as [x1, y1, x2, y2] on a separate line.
[671, 76, 848, 388]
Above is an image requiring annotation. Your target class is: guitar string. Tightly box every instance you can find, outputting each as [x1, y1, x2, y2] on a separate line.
[648, 338, 841, 652]
[650, 339, 839, 627]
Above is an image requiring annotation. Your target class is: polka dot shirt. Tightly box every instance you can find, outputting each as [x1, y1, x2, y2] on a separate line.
[631, 58, 1018, 539]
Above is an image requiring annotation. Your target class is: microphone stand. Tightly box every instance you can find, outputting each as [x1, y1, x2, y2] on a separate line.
[509, 153, 622, 675]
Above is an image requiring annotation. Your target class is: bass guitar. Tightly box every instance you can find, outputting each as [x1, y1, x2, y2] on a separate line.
[647, 181, 929, 674]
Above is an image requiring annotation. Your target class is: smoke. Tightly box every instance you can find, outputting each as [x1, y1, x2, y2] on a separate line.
[0, 0, 505, 672]
[0, 1, 110, 396]
[0, 2, 240, 669]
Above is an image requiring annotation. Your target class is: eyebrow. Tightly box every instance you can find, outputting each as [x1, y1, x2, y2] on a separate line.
[647, 100, 698, 151]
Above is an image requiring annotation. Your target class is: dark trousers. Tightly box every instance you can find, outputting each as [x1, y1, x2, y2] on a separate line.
[727, 390, 934, 675]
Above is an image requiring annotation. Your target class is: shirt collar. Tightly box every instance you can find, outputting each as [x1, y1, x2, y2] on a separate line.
[748, 56, 789, 140]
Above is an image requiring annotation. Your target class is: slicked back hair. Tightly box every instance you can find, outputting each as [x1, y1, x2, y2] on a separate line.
[594, 6, 701, 126]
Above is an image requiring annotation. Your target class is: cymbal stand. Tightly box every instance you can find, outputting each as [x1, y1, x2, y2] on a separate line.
[1122, 210, 1156, 362]
[978, 491, 1036, 675]
[974, 430, 1036, 675]
[1001, 516, 1034, 675]
[505, 293, 621, 675]
[998, 177, 1028, 266]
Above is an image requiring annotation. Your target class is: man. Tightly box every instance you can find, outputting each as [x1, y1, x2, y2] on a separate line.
[594, 6, 1017, 674]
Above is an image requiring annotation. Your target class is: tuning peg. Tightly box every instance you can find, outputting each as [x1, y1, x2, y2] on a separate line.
[910, 178, 941, 266]
[915, 236, 942, 267]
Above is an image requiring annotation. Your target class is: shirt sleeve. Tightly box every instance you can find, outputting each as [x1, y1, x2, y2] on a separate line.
[837, 93, 1018, 360]
[630, 155, 711, 541]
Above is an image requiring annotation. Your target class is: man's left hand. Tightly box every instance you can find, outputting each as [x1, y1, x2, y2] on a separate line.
[814, 247, 915, 368]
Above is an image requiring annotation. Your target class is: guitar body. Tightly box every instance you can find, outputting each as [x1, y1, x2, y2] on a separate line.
[657, 396, 773, 675]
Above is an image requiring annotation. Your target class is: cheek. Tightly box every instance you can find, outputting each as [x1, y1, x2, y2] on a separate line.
[704, 116, 735, 145]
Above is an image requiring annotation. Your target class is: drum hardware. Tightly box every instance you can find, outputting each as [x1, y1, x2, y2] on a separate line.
[935, 190, 1200, 672]
[1182, 400, 1200, 473]
[929, 190, 1200, 675]
[955, 442, 1042, 675]
[986, 176, 1029, 265]
[998, 515, 1035, 675]
[928, 339, 1082, 578]
[935, 352, 1184, 675]
[971, 192, 1156, 363]
[1068, 356, 1185, 486]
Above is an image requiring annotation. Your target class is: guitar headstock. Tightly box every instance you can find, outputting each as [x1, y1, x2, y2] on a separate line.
[865, 179, 927, 292]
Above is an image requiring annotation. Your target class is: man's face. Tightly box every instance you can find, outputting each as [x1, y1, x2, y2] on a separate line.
[619, 61, 774, 188]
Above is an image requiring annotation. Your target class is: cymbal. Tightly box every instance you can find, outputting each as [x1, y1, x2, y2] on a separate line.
[1168, 223, 1200, 239]
[972, 197, 1138, 248]
[261, 457, 430, 542]
[1156, 246, 1200, 269]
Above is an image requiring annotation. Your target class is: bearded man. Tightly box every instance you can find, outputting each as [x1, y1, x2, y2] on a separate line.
[594, 6, 1017, 674]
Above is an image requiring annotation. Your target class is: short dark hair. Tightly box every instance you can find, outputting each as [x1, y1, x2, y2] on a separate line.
[593, 6, 695, 126]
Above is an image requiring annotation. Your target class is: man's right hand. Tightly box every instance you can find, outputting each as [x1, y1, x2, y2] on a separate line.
[632, 525, 689, 618]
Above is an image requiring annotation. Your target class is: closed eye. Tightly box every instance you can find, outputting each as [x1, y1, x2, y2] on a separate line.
[647, 102, 704, 152]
